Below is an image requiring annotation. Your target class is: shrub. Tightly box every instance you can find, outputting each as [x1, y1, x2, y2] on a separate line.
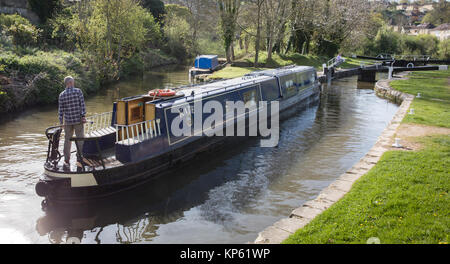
[8, 23, 40, 47]
[438, 39, 450, 59]
[373, 27, 401, 55]
[163, 12, 192, 60]
[0, 14, 40, 47]
[45, 8, 77, 50]
[0, 14, 30, 30]
[0, 50, 99, 106]
[311, 37, 339, 58]
[401, 34, 439, 56]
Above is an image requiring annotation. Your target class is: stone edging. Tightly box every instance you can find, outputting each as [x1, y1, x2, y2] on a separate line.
[253, 76, 414, 244]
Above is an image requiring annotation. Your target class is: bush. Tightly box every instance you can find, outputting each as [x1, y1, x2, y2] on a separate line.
[0, 14, 30, 30]
[401, 34, 439, 56]
[8, 23, 40, 47]
[163, 12, 192, 60]
[0, 50, 99, 105]
[45, 8, 77, 50]
[0, 14, 40, 47]
[373, 27, 401, 55]
[438, 39, 450, 59]
[311, 37, 339, 57]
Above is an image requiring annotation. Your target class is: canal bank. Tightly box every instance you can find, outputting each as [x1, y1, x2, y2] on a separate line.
[255, 70, 449, 244]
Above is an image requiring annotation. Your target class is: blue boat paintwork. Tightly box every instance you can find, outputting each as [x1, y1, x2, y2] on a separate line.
[113, 66, 319, 164]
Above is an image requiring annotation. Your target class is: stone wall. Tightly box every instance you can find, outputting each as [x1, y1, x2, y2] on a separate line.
[0, 0, 40, 23]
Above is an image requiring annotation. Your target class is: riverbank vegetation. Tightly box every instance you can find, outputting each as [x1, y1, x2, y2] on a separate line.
[283, 70, 450, 244]
[0, 0, 183, 113]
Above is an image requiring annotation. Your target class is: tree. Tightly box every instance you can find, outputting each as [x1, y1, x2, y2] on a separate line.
[288, 0, 318, 54]
[217, 0, 241, 62]
[262, 0, 290, 62]
[421, 0, 450, 25]
[27, 0, 63, 23]
[140, 0, 166, 23]
[253, 0, 264, 66]
[163, 4, 193, 59]
[72, 0, 161, 81]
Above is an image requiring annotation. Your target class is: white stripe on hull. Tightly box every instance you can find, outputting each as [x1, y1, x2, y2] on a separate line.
[44, 169, 98, 187]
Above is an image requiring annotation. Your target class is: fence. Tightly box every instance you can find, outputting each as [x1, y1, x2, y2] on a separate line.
[116, 119, 162, 145]
[84, 111, 114, 136]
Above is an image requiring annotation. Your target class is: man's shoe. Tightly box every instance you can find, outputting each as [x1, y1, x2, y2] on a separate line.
[63, 161, 70, 171]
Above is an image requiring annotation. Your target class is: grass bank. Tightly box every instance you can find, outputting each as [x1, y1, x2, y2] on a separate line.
[209, 52, 376, 80]
[283, 70, 450, 244]
[391, 70, 450, 128]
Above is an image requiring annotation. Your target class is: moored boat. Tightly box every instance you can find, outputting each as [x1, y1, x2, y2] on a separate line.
[35, 65, 320, 204]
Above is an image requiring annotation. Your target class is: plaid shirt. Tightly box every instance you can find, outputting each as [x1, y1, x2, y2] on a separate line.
[58, 87, 86, 125]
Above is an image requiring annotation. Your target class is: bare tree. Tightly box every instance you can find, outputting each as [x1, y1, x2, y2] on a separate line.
[253, 0, 264, 66]
[262, 0, 291, 62]
[217, 0, 241, 62]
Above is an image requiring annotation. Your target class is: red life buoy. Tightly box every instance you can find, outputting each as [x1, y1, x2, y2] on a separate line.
[148, 89, 176, 97]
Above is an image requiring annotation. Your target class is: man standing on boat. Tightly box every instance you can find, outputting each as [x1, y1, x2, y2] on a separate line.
[58, 76, 86, 168]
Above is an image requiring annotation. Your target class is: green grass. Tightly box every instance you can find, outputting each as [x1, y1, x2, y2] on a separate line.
[391, 70, 450, 128]
[284, 135, 450, 244]
[209, 52, 379, 80]
[283, 69, 450, 244]
[339, 56, 377, 69]
[236, 52, 325, 69]
[237, 52, 376, 69]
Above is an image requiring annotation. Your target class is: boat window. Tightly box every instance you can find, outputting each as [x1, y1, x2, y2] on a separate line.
[296, 73, 304, 89]
[130, 106, 142, 122]
[260, 79, 280, 101]
[310, 71, 316, 84]
[242, 87, 258, 109]
[303, 72, 311, 86]
[281, 75, 297, 98]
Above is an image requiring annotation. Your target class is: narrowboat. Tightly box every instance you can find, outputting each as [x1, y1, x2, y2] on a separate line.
[35, 65, 320, 203]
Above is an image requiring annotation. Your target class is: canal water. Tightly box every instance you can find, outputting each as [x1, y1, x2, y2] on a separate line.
[0, 65, 398, 244]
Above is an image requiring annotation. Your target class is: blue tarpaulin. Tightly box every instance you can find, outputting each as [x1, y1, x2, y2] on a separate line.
[194, 55, 219, 70]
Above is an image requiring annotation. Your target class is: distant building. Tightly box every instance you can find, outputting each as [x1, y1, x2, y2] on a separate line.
[430, 23, 450, 41]
[418, 4, 434, 13]
[396, 3, 434, 13]
[409, 23, 435, 36]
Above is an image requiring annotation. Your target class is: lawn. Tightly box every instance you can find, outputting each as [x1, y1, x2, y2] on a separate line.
[209, 52, 378, 80]
[209, 66, 266, 79]
[283, 69, 450, 244]
[391, 70, 450, 128]
[237, 52, 376, 69]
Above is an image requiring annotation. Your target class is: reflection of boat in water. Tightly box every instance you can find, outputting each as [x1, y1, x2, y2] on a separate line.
[36, 65, 320, 203]
[35, 140, 263, 244]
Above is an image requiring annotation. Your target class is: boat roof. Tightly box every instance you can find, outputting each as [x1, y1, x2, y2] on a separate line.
[158, 74, 273, 108]
[145, 65, 316, 108]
